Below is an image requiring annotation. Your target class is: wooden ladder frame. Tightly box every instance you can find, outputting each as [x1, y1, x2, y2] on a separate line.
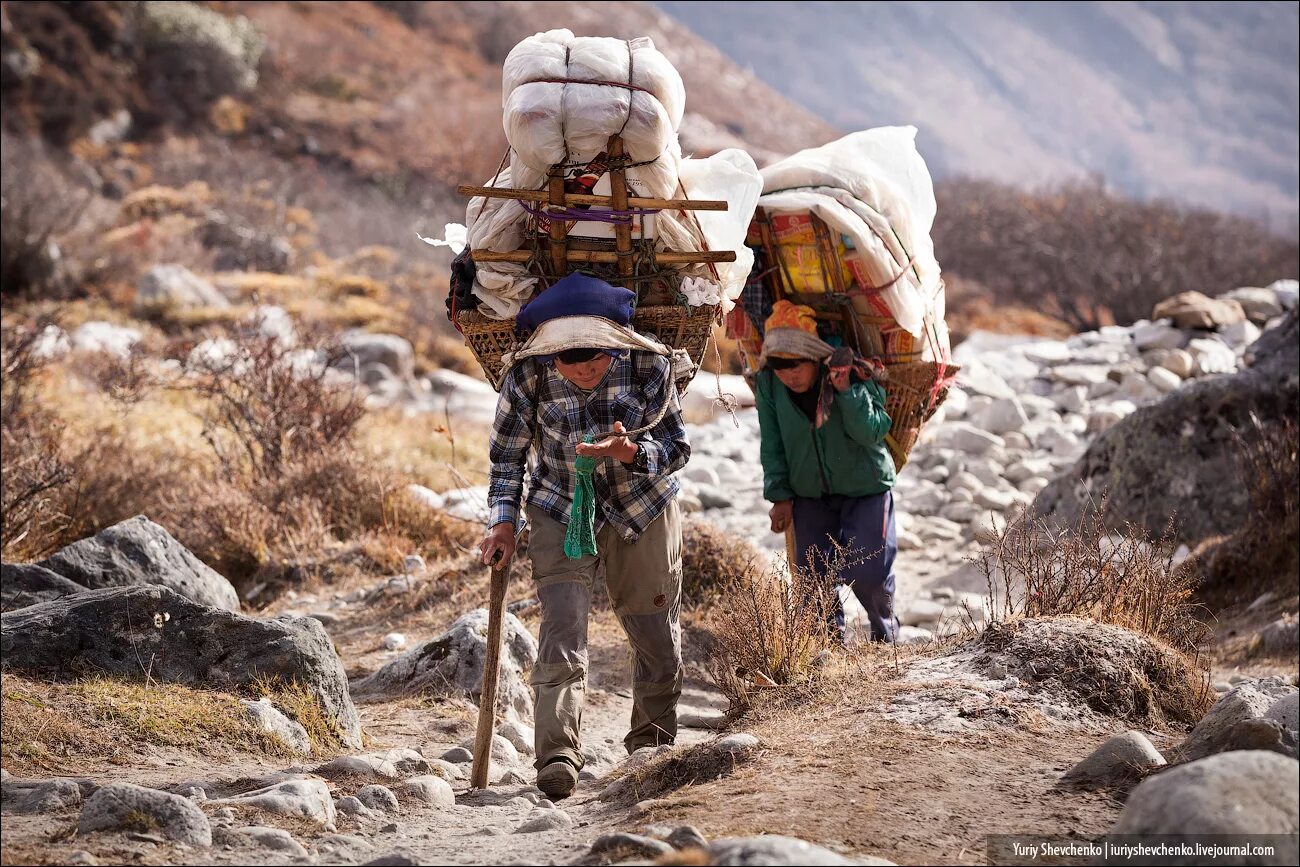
[457, 135, 736, 288]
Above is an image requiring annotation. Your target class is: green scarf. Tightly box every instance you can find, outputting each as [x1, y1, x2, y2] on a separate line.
[564, 434, 599, 559]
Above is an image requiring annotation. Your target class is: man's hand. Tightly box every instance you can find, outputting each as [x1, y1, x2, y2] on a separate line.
[576, 421, 638, 464]
[479, 522, 516, 567]
[769, 500, 793, 534]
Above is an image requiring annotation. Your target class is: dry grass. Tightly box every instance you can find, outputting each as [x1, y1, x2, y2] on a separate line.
[976, 498, 1210, 653]
[702, 550, 845, 716]
[1, 321, 478, 595]
[1193, 415, 1299, 607]
[680, 517, 766, 608]
[0, 672, 300, 777]
[975, 617, 1212, 727]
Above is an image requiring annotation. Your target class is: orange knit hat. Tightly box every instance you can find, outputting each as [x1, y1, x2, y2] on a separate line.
[760, 300, 833, 362]
[764, 300, 820, 337]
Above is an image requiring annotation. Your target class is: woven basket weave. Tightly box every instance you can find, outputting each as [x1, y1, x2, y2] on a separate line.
[879, 360, 959, 469]
[456, 304, 718, 393]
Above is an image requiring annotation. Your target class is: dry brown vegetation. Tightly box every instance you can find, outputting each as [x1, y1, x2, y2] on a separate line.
[976, 498, 1210, 653]
[1193, 415, 1300, 608]
[934, 177, 1299, 331]
[0, 672, 312, 777]
[0, 318, 480, 597]
[702, 553, 843, 716]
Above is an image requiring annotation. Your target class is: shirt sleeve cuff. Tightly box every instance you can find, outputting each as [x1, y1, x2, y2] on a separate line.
[489, 501, 520, 531]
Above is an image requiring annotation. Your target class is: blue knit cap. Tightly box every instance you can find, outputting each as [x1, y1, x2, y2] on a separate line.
[515, 273, 635, 337]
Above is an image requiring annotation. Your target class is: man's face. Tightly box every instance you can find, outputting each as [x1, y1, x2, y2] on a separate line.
[554, 352, 614, 389]
[774, 359, 819, 394]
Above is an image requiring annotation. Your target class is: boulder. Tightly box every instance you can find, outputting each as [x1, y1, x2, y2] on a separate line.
[1, 586, 361, 747]
[1152, 291, 1245, 330]
[212, 826, 308, 856]
[2, 775, 93, 814]
[38, 516, 240, 612]
[1, 563, 86, 611]
[71, 322, 141, 358]
[336, 331, 415, 381]
[1222, 287, 1285, 324]
[79, 783, 211, 846]
[1035, 309, 1298, 544]
[1111, 751, 1299, 849]
[137, 264, 228, 310]
[394, 776, 454, 808]
[1061, 731, 1165, 788]
[241, 698, 312, 755]
[352, 609, 537, 722]
[1177, 680, 1299, 761]
[209, 778, 336, 825]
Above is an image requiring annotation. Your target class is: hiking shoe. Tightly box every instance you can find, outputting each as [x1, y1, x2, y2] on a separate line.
[536, 757, 578, 800]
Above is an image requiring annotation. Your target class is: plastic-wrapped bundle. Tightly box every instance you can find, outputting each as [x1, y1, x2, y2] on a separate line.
[757, 127, 947, 349]
[466, 30, 760, 320]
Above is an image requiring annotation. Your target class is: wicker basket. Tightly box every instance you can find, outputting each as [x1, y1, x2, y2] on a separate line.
[456, 304, 718, 393]
[879, 360, 959, 469]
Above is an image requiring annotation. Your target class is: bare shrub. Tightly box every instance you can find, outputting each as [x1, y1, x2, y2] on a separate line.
[1, 136, 93, 300]
[1, 317, 74, 557]
[933, 176, 1299, 331]
[705, 553, 839, 715]
[680, 517, 765, 607]
[181, 332, 366, 482]
[975, 498, 1210, 653]
[1194, 415, 1299, 606]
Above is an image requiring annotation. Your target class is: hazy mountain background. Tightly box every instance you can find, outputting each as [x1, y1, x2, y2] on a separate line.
[654, 0, 1300, 226]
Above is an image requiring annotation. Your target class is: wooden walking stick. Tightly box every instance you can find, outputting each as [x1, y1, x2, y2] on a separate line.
[470, 550, 511, 789]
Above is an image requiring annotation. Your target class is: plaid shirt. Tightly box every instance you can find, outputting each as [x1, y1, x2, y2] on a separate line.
[488, 351, 690, 543]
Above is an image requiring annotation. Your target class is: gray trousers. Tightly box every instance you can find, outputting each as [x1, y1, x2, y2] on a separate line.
[525, 499, 683, 770]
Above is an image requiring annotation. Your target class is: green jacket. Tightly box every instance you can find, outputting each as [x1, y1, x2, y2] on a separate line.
[755, 369, 896, 502]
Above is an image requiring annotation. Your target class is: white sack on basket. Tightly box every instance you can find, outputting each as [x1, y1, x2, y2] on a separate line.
[758, 127, 944, 340]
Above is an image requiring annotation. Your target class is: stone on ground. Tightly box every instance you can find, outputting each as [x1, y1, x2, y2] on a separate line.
[354, 785, 399, 814]
[209, 778, 336, 825]
[241, 697, 311, 755]
[1, 775, 93, 814]
[314, 749, 429, 781]
[514, 808, 574, 833]
[1177, 678, 1299, 761]
[459, 733, 519, 767]
[1112, 750, 1299, 842]
[78, 782, 212, 847]
[589, 832, 675, 859]
[352, 609, 538, 722]
[0, 563, 86, 612]
[38, 516, 240, 611]
[707, 835, 896, 865]
[394, 776, 454, 808]
[1061, 731, 1165, 788]
[213, 826, 308, 856]
[1, 585, 361, 747]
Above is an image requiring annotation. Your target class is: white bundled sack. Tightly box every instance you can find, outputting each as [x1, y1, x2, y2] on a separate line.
[464, 30, 761, 320]
[758, 127, 945, 343]
[502, 31, 684, 172]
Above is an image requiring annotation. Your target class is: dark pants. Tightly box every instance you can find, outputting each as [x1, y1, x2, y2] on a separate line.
[792, 491, 898, 642]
